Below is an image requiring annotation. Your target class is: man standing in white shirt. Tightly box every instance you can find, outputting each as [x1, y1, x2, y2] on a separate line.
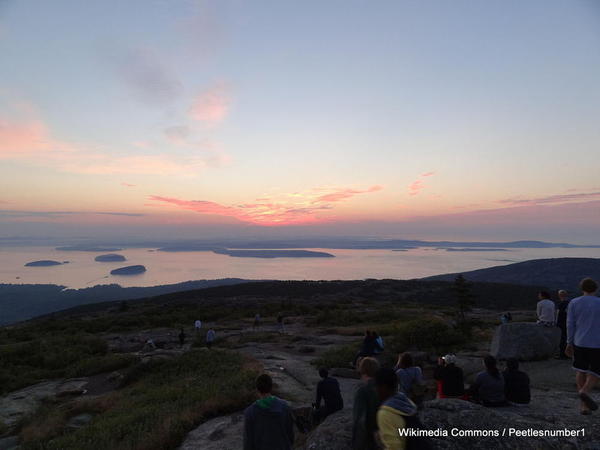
[536, 291, 555, 326]
[194, 319, 202, 334]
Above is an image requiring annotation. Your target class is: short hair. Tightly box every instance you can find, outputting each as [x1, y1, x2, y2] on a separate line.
[318, 368, 328, 378]
[539, 291, 551, 299]
[580, 278, 598, 294]
[375, 367, 398, 391]
[255, 374, 273, 394]
[558, 290, 568, 296]
[358, 357, 379, 378]
[399, 352, 414, 369]
[506, 358, 519, 371]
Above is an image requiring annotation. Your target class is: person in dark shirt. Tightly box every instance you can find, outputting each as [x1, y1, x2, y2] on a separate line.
[433, 354, 465, 398]
[468, 354, 507, 407]
[243, 374, 294, 450]
[354, 330, 377, 367]
[352, 357, 380, 450]
[503, 358, 531, 404]
[556, 290, 571, 359]
[313, 368, 344, 424]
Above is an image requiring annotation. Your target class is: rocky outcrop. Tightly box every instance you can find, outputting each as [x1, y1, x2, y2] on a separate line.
[305, 410, 353, 450]
[491, 322, 560, 361]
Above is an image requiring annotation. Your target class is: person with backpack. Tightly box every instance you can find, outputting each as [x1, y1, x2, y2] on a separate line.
[395, 352, 426, 405]
[375, 367, 419, 450]
[353, 331, 377, 367]
[468, 354, 507, 407]
[243, 374, 294, 450]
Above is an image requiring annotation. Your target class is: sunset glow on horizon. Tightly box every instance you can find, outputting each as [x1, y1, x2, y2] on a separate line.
[2, 1, 600, 242]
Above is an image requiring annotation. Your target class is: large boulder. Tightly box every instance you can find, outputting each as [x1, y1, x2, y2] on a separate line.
[490, 322, 560, 361]
[305, 410, 352, 450]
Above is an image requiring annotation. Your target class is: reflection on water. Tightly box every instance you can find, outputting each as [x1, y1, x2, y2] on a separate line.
[0, 246, 599, 289]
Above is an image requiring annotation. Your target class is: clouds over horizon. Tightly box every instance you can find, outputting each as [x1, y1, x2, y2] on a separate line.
[148, 185, 383, 225]
[408, 172, 435, 196]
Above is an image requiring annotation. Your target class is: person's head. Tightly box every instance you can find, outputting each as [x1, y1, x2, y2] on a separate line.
[374, 367, 398, 402]
[506, 358, 519, 371]
[538, 291, 551, 300]
[558, 290, 569, 301]
[365, 330, 371, 337]
[483, 354, 500, 378]
[372, 332, 379, 338]
[255, 374, 273, 396]
[358, 357, 379, 380]
[318, 368, 329, 379]
[580, 278, 598, 295]
[442, 354, 456, 366]
[398, 352, 414, 369]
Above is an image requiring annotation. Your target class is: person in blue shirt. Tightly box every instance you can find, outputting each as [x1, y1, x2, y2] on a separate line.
[565, 278, 600, 415]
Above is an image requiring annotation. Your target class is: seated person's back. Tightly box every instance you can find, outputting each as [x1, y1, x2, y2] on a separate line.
[470, 355, 506, 407]
[433, 355, 465, 397]
[503, 359, 530, 404]
[317, 370, 344, 411]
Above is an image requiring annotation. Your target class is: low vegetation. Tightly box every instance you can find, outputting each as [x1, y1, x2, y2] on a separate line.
[18, 350, 257, 450]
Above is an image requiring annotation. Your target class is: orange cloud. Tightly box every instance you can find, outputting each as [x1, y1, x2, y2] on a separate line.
[149, 185, 383, 226]
[189, 84, 230, 125]
[0, 118, 68, 156]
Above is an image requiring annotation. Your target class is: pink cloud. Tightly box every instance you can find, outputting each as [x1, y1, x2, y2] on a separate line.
[408, 172, 436, 196]
[149, 185, 383, 226]
[189, 84, 230, 125]
[421, 171, 436, 177]
[121, 182, 136, 187]
[0, 118, 66, 156]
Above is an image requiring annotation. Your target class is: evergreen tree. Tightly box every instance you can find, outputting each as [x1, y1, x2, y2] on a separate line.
[453, 274, 475, 322]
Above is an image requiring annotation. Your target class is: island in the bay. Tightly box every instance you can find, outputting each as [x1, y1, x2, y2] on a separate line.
[24, 260, 63, 267]
[95, 254, 127, 262]
[110, 265, 147, 275]
[213, 249, 335, 258]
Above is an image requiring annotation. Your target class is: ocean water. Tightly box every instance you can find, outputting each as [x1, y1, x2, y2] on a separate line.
[1, 246, 599, 289]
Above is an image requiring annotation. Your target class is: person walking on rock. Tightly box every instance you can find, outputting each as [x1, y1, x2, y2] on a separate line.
[566, 278, 600, 415]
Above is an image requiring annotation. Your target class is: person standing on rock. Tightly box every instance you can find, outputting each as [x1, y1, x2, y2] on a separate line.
[352, 357, 380, 450]
[565, 278, 600, 415]
[206, 328, 216, 349]
[243, 374, 294, 450]
[556, 289, 571, 359]
[313, 368, 344, 424]
[253, 313, 261, 330]
[536, 291, 556, 326]
[194, 319, 202, 333]
[277, 313, 285, 334]
[374, 367, 418, 450]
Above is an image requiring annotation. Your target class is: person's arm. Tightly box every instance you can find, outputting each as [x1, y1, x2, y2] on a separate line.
[316, 381, 322, 407]
[565, 301, 576, 356]
[536, 301, 541, 319]
[416, 367, 425, 385]
[243, 410, 254, 450]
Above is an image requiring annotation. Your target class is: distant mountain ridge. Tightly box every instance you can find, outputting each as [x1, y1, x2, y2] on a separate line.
[424, 257, 600, 292]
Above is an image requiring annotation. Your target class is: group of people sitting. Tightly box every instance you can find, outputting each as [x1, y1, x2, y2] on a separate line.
[433, 353, 530, 406]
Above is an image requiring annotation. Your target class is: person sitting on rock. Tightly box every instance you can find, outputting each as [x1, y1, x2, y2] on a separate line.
[243, 374, 294, 450]
[468, 354, 507, 407]
[503, 358, 530, 405]
[395, 352, 426, 405]
[565, 277, 600, 415]
[352, 357, 380, 450]
[536, 291, 556, 327]
[433, 354, 465, 399]
[313, 368, 344, 424]
[375, 367, 418, 450]
[354, 330, 377, 367]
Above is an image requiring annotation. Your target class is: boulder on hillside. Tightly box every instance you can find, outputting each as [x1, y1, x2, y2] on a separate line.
[490, 322, 560, 361]
[306, 410, 352, 450]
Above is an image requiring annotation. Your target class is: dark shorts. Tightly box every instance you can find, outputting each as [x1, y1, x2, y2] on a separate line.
[573, 345, 600, 378]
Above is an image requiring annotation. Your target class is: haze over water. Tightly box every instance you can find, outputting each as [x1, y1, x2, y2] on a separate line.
[2, 246, 599, 289]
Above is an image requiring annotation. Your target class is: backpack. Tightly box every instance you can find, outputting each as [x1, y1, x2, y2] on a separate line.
[404, 415, 434, 450]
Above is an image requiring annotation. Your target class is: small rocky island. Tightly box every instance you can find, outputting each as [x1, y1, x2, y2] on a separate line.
[110, 265, 146, 275]
[213, 249, 335, 259]
[24, 260, 63, 267]
[95, 254, 127, 262]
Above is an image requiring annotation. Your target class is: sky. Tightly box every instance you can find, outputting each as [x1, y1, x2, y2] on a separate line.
[1, 0, 600, 243]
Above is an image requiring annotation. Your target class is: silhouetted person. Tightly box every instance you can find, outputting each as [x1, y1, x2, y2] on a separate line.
[556, 289, 571, 359]
[243, 374, 294, 450]
[206, 328, 215, 349]
[395, 352, 426, 405]
[313, 368, 343, 424]
[277, 313, 285, 334]
[354, 331, 377, 367]
[565, 278, 600, 415]
[468, 354, 507, 407]
[253, 313, 261, 330]
[352, 357, 380, 450]
[194, 319, 202, 333]
[503, 358, 530, 404]
[178, 328, 186, 347]
[433, 354, 465, 398]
